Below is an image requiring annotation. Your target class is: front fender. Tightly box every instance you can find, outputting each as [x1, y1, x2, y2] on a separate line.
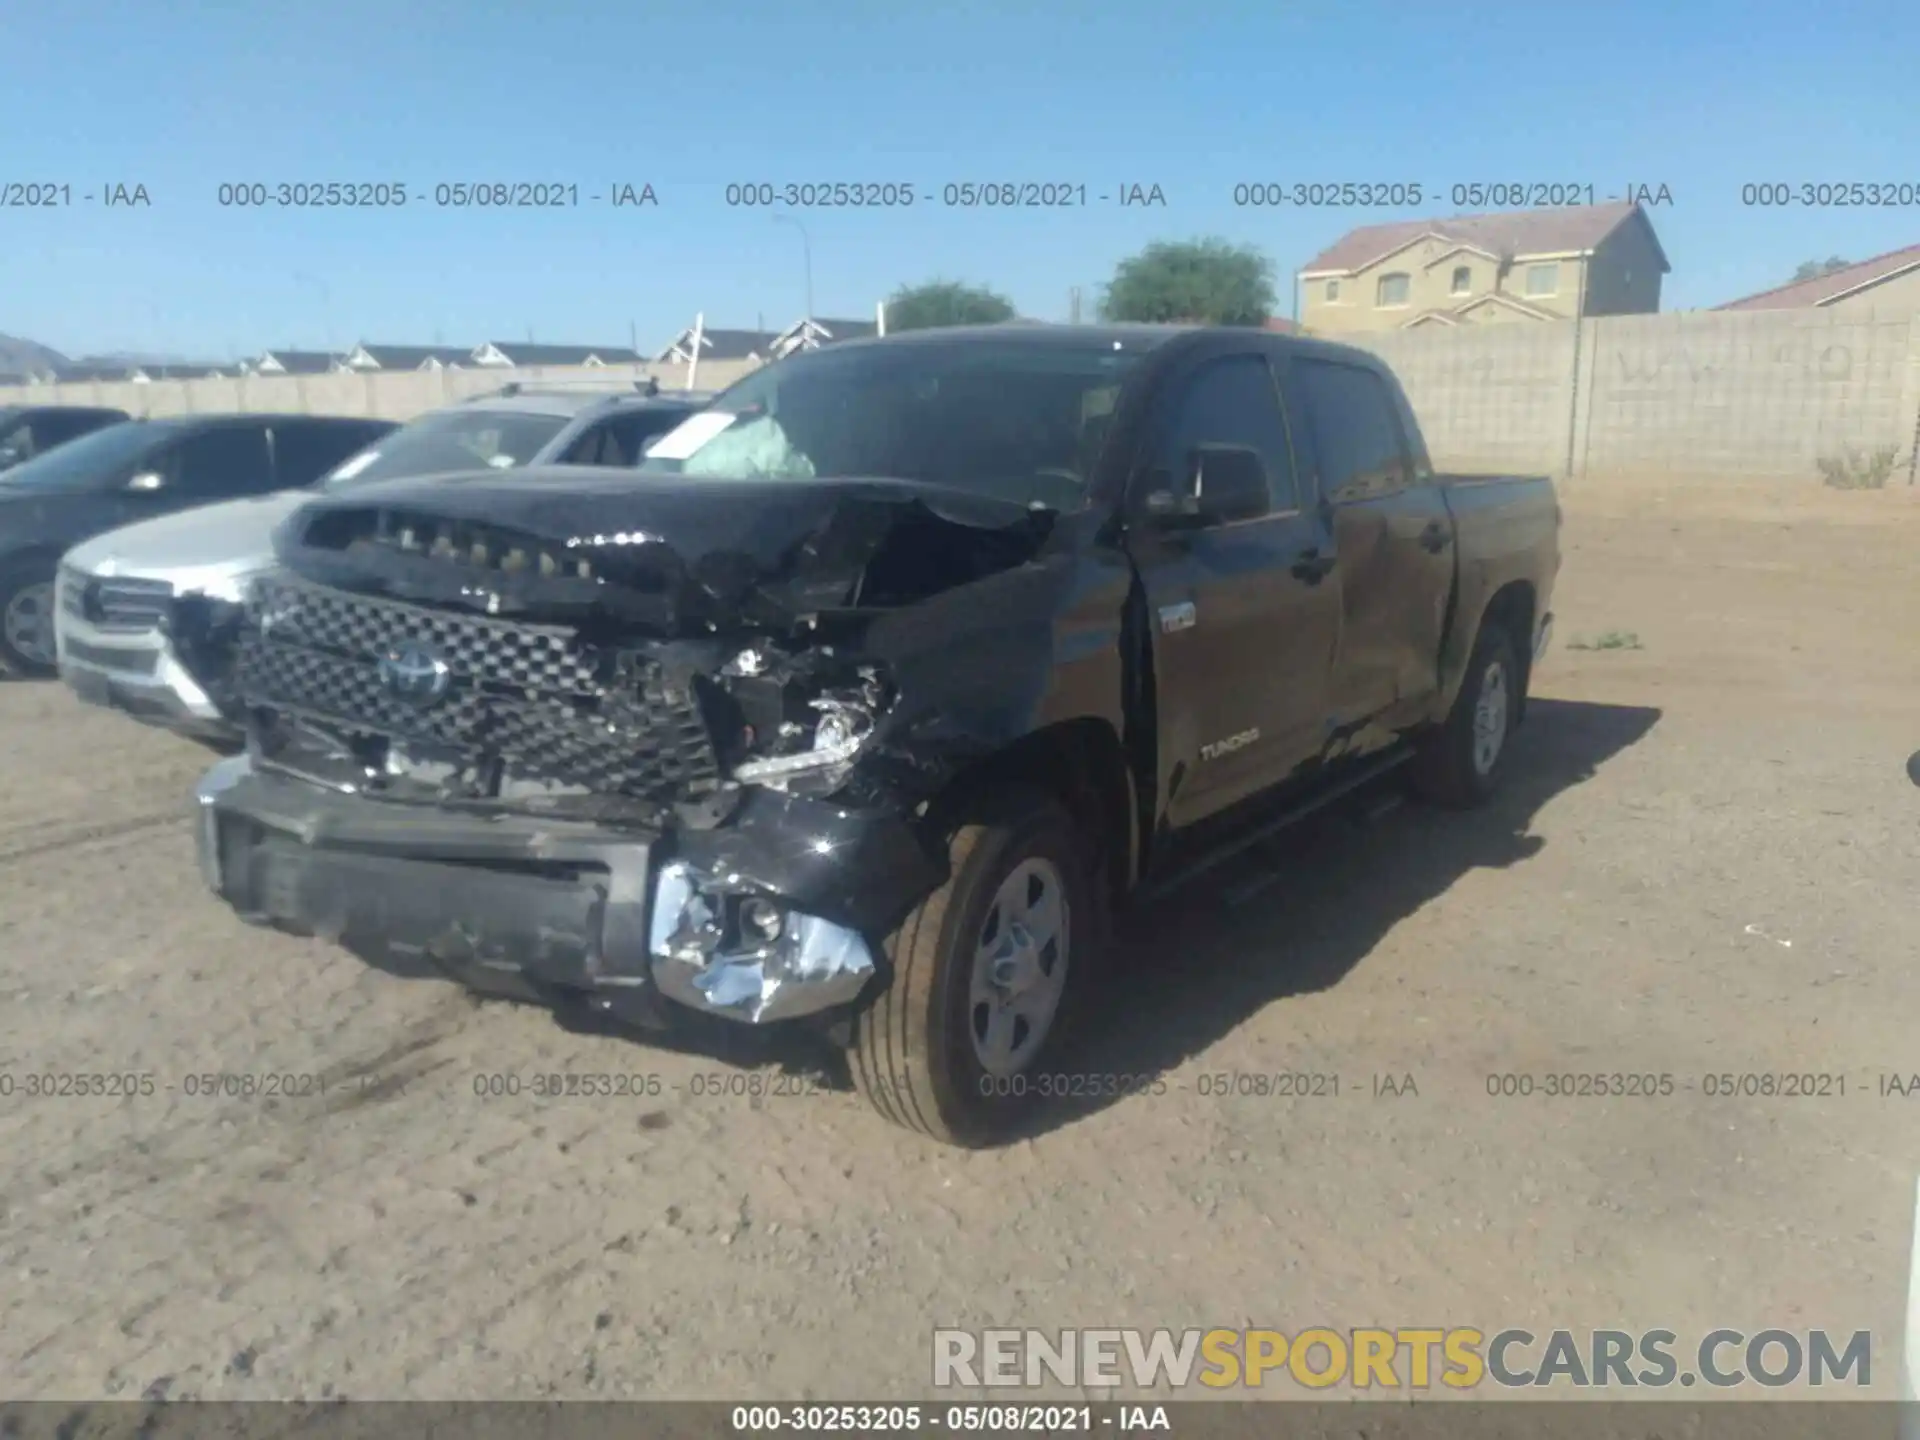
[858, 542, 1133, 787]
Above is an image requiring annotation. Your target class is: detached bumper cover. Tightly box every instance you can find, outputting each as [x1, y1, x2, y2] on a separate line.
[192, 758, 933, 1025]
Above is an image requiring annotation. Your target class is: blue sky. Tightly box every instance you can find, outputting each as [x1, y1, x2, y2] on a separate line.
[5, 0, 1917, 359]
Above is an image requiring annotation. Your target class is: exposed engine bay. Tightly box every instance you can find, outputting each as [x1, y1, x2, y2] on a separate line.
[230, 473, 1058, 830]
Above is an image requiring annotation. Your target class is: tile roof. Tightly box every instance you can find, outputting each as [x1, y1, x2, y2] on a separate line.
[1713, 242, 1920, 310]
[52, 362, 145, 383]
[254, 350, 345, 375]
[1301, 202, 1661, 276]
[653, 327, 779, 363]
[770, 317, 881, 356]
[348, 344, 476, 369]
[477, 343, 645, 366]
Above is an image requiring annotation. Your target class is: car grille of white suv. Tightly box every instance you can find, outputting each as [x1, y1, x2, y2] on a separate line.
[59, 566, 175, 632]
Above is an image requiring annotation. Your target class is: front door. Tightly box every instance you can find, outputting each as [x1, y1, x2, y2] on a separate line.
[1127, 349, 1341, 832]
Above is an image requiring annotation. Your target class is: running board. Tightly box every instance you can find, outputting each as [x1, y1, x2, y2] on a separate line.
[1135, 743, 1416, 904]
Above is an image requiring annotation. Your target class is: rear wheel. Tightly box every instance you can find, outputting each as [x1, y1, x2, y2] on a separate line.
[0, 559, 59, 678]
[849, 788, 1098, 1146]
[1409, 621, 1520, 807]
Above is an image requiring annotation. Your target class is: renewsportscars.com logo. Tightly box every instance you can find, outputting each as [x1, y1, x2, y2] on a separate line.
[932, 1327, 1873, 1391]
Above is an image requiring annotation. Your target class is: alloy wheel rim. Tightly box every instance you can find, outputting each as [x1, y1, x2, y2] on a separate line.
[1472, 660, 1509, 775]
[968, 857, 1071, 1078]
[3, 582, 55, 667]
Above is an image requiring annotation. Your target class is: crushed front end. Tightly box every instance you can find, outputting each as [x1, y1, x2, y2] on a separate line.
[194, 475, 1047, 1029]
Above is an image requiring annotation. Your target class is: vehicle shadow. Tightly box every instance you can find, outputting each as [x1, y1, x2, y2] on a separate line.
[329, 697, 1661, 1122]
[1027, 696, 1662, 1139]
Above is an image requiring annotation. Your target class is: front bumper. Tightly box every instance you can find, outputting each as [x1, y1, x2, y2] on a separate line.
[192, 756, 929, 1026]
[58, 614, 237, 743]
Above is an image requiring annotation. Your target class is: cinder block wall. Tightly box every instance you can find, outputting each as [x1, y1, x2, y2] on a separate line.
[1342, 323, 1579, 476]
[1333, 307, 1920, 483]
[1574, 310, 1919, 479]
[7, 312, 1919, 484]
[0, 361, 764, 423]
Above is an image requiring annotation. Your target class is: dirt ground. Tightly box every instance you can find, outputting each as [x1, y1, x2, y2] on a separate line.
[1, 477, 1917, 1403]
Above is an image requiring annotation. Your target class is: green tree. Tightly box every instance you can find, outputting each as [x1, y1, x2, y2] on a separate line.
[1099, 238, 1277, 326]
[883, 279, 1017, 331]
[1791, 255, 1852, 282]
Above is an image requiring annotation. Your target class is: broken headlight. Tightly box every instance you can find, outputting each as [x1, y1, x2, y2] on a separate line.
[731, 696, 875, 794]
[728, 659, 889, 798]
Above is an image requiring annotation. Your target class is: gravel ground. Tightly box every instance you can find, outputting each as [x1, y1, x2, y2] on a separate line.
[1, 480, 1916, 1402]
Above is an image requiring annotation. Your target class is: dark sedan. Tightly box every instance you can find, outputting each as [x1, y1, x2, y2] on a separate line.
[0, 412, 393, 674]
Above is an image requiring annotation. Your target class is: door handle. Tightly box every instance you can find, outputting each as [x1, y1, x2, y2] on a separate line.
[1418, 522, 1451, 553]
[1291, 548, 1336, 584]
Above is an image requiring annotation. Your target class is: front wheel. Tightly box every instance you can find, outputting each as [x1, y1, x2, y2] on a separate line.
[848, 788, 1098, 1146]
[1409, 621, 1520, 807]
[0, 559, 59, 678]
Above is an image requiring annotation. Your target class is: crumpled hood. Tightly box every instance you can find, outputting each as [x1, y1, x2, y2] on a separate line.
[273, 465, 1056, 630]
[64, 491, 304, 584]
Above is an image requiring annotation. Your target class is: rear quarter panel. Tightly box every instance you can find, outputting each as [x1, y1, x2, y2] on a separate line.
[1434, 475, 1561, 714]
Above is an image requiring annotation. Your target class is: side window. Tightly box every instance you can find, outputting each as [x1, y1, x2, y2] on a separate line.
[1289, 361, 1412, 504]
[168, 425, 274, 497]
[0, 421, 37, 464]
[40, 412, 115, 445]
[1154, 354, 1300, 512]
[616, 409, 699, 463]
[559, 419, 627, 467]
[273, 422, 385, 487]
[561, 411, 698, 468]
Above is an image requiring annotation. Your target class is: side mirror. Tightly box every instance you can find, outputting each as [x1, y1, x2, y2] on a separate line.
[1145, 445, 1270, 528]
[1192, 445, 1271, 524]
[125, 470, 166, 493]
[1907, 751, 1920, 787]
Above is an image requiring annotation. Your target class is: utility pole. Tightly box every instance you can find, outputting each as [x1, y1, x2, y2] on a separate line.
[773, 213, 814, 325]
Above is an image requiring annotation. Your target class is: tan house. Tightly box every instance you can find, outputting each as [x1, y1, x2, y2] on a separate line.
[1297, 201, 1669, 334]
[1714, 242, 1920, 314]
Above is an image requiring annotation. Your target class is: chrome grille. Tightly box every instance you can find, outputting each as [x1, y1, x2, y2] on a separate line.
[57, 566, 85, 620]
[234, 572, 722, 802]
[59, 567, 174, 632]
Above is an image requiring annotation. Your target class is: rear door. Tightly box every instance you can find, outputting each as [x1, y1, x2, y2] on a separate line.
[1128, 347, 1341, 831]
[1282, 358, 1452, 730]
[269, 419, 393, 488]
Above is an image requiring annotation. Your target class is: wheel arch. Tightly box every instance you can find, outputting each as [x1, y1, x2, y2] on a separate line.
[932, 716, 1137, 910]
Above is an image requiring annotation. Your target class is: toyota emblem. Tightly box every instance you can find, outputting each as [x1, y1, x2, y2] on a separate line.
[377, 640, 452, 704]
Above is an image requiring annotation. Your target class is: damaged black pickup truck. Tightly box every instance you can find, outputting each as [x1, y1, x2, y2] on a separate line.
[193, 324, 1560, 1145]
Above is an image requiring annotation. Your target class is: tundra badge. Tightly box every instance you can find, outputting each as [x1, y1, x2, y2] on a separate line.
[1200, 729, 1259, 762]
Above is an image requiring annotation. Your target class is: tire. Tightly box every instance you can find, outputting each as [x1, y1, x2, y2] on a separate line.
[849, 787, 1099, 1146]
[0, 558, 59, 678]
[1409, 621, 1521, 808]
